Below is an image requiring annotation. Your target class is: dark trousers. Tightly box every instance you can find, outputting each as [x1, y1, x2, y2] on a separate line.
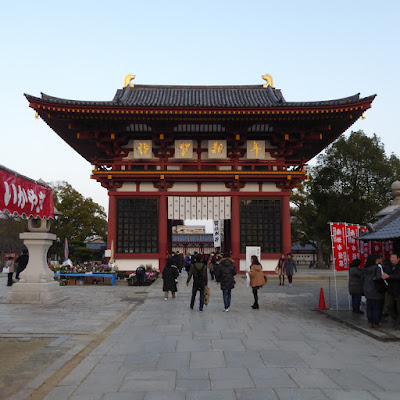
[190, 285, 205, 310]
[7, 272, 13, 286]
[252, 288, 259, 306]
[385, 292, 400, 326]
[288, 275, 293, 284]
[366, 298, 383, 324]
[222, 289, 231, 309]
[279, 274, 285, 284]
[351, 294, 362, 311]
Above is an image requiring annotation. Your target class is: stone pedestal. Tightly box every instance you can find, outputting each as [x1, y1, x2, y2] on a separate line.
[8, 232, 64, 304]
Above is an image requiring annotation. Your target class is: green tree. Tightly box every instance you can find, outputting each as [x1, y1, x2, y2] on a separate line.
[0, 214, 27, 264]
[50, 181, 107, 261]
[291, 131, 400, 267]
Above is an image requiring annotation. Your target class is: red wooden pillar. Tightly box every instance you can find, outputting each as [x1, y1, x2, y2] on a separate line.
[108, 193, 117, 251]
[281, 192, 291, 256]
[158, 195, 168, 271]
[231, 195, 240, 270]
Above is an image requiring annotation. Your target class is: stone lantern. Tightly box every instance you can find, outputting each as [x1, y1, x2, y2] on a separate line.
[7, 213, 64, 304]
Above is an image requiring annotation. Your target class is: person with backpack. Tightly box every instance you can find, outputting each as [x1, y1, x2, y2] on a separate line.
[214, 252, 236, 312]
[186, 253, 208, 311]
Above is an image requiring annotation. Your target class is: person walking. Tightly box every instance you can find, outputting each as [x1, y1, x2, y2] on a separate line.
[276, 254, 285, 286]
[214, 252, 236, 312]
[248, 255, 265, 309]
[162, 257, 179, 300]
[348, 258, 364, 314]
[15, 249, 28, 280]
[186, 253, 208, 311]
[381, 252, 400, 329]
[283, 253, 297, 287]
[362, 253, 386, 328]
[6, 257, 15, 287]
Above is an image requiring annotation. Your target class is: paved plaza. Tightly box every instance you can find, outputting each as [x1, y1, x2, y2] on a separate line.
[1, 271, 400, 400]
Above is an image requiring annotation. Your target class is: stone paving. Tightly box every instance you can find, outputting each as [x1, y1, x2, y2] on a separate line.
[2, 272, 400, 399]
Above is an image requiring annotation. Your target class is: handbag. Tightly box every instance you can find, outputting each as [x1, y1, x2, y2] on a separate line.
[204, 286, 210, 305]
[2, 267, 9, 274]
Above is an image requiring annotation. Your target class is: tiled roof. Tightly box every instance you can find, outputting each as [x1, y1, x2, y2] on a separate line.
[291, 243, 317, 251]
[357, 208, 400, 240]
[28, 86, 373, 109]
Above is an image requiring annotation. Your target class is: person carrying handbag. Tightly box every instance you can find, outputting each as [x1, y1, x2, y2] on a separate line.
[248, 255, 265, 310]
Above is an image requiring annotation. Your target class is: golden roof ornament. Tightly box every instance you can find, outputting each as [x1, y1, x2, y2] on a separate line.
[124, 74, 136, 88]
[262, 74, 273, 88]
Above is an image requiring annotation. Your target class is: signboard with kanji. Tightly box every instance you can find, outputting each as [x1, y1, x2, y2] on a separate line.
[0, 165, 54, 219]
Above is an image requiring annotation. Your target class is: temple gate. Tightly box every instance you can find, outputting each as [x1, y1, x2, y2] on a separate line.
[25, 74, 375, 271]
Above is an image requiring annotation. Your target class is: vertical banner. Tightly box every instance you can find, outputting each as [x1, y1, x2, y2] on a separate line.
[346, 224, 359, 265]
[213, 220, 221, 248]
[359, 226, 370, 268]
[371, 241, 383, 255]
[383, 240, 394, 260]
[330, 223, 348, 271]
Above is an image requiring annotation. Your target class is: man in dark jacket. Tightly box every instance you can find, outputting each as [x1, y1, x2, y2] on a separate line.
[283, 253, 297, 287]
[382, 252, 400, 329]
[15, 249, 29, 280]
[214, 253, 236, 312]
[186, 254, 208, 311]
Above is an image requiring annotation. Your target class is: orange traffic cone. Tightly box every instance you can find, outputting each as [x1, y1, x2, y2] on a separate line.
[317, 288, 327, 310]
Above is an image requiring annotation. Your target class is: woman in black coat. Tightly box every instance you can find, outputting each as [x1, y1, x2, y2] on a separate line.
[162, 257, 179, 300]
[214, 253, 236, 312]
[362, 253, 386, 328]
[348, 258, 363, 314]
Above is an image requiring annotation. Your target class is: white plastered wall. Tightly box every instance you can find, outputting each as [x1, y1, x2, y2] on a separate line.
[116, 259, 160, 271]
[240, 258, 278, 272]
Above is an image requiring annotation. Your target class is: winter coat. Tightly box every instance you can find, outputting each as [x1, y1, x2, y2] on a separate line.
[362, 264, 385, 300]
[348, 265, 363, 294]
[162, 265, 179, 292]
[283, 258, 297, 276]
[383, 262, 400, 296]
[249, 264, 265, 288]
[276, 258, 285, 276]
[15, 254, 28, 273]
[187, 262, 208, 289]
[5, 259, 15, 273]
[214, 257, 236, 290]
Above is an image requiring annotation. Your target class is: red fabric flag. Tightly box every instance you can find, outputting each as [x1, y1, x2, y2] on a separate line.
[330, 223, 348, 271]
[346, 224, 359, 265]
[359, 226, 370, 268]
[0, 166, 54, 219]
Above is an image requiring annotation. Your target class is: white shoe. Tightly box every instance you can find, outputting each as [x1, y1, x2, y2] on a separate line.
[226, 308, 230, 312]
[289, 284, 292, 287]
[164, 298, 168, 301]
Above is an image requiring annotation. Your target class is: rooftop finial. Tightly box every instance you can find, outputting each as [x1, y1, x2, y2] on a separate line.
[124, 74, 136, 88]
[262, 74, 273, 88]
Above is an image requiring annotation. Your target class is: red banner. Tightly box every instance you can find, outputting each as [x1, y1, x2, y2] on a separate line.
[330, 223, 348, 271]
[383, 240, 393, 260]
[346, 224, 359, 264]
[359, 226, 370, 268]
[0, 166, 54, 219]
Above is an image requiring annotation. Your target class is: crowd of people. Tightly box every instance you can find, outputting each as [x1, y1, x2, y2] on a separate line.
[161, 251, 298, 312]
[348, 252, 400, 329]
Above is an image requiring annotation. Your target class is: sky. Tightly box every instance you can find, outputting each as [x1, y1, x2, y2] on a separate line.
[1, 0, 399, 214]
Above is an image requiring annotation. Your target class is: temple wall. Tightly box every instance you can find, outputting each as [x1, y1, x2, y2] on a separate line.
[240, 258, 278, 272]
[116, 258, 160, 271]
